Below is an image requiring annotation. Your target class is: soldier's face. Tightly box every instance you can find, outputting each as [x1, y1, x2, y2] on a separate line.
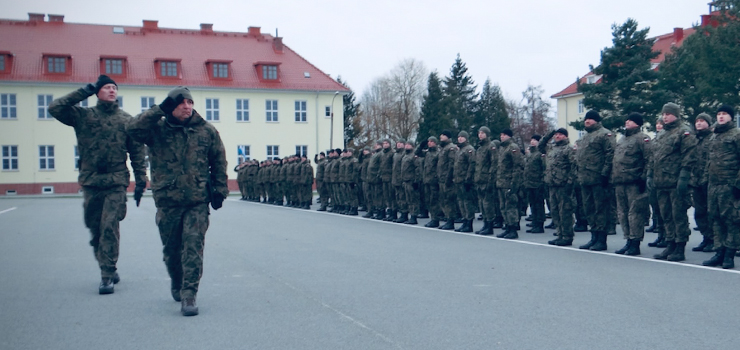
[439, 135, 449, 142]
[478, 131, 486, 140]
[172, 99, 194, 121]
[97, 84, 117, 102]
[625, 120, 639, 130]
[695, 119, 709, 130]
[554, 133, 567, 142]
[584, 119, 596, 128]
[382, 142, 390, 149]
[458, 136, 466, 144]
[396, 142, 404, 149]
[405, 144, 413, 150]
[428, 141, 436, 148]
[530, 139, 539, 147]
[717, 111, 731, 125]
[662, 113, 677, 124]
[374, 144, 381, 150]
[656, 123, 664, 131]
[500, 134, 510, 142]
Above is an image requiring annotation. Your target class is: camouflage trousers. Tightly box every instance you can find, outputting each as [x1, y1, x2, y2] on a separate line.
[238, 180, 246, 198]
[403, 182, 420, 216]
[156, 203, 210, 300]
[382, 182, 393, 210]
[476, 183, 496, 221]
[394, 184, 407, 213]
[362, 182, 371, 209]
[692, 185, 711, 237]
[649, 186, 662, 228]
[526, 186, 546, 225]
[580, 184, 611, 232]
[318, 181, 329, 207]
[574, 185, 587, 225]
[708, 184, 740, 250]
[439, 182, 457, 220]
[656, 187, 692, 243]
[424, 183, 442, 220]
[342, 183, 359, 207]
[549, 185, 575, 239]
[497, 187, 520, 226]
[456, 183, 476, 220]
[83, 186, 127, 279]
[614, 184, 649, 241]
[298, 183, 312, 204]
[369, 182, 383, 211]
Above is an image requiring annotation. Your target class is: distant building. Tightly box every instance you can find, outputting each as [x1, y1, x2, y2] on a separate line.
[0, 13, 349, 195]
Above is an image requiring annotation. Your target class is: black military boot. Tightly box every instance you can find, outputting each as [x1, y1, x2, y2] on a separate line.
[454, 220, 466, 232]
[544, 221, 556, 229]
[181, 297, 198, 316]
[404, 215, 418, 225]
[171, 280, 182, 302]
[302, 202, 311, 210]
[654, 241, 676, 260]
[112, 272, 120, 284]
[424, 219, 440, 228]
[548, 236, 573, 246]
[607, 227, 617, 235]
[579, 232, 597, 250]
[460, 220, 474, 233]
[349, 207, 359, 216]
[646, 220, 657, 232]
[491, 217, 504, 229]
[647, 234, 664, 247]
[573, 222, 589, 232]
[625, 240, 641, 256]
[418, 210, 429, 219]
[439, 219, 455, 230]
[525, 215, 533, 222]
[475, 221, 491, 235]
[395, 212, 408, 223]
[318, 205, 328, 212]
[503, 225, 518, 239]
[703, 247, 725, 267]
[527, 223, 544, 234]
[372, 210, 384, 220]
[722, 249, 736, 269]
[692, 237, 712, 252]
[590, 231, 608, 251]
[99, 277, 114, 295]
[496, 225, 510, 238]
[667, 242, 686, 262]
[362, 209, 373, 218]
[383, 209, 396, 222]
[615, 239, 632, 255]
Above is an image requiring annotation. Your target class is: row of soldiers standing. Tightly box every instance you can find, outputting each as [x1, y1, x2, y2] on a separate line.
[234, 154, 314, 209]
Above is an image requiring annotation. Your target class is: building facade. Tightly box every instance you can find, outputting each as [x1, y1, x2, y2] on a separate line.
[0, 14, 349, 195]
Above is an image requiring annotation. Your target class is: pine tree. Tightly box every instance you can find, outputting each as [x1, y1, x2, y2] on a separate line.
[576, 18, 659, 131]
[443, 54, 478, 134]
[474, 78, 510, 138]
[416, 71, 450, 142]
[338, 77, 361, 148]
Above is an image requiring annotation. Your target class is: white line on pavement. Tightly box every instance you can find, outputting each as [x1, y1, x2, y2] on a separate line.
[0, 207, 17, 215]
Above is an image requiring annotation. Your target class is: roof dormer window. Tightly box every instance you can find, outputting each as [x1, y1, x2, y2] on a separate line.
[0, 52, 11, 74]
[43, 54, 72, 75]
[255, 62, 281, 82]
[154, 58, 182, 79]
[100, 56, 127, 77]
[206, 60, 232, 80]
[263, 65, 277, 80]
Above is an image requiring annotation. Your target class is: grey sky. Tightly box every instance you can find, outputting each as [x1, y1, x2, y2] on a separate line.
[3, 0, 710, 109]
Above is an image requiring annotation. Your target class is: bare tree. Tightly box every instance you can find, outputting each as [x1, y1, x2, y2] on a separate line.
[509, 84, 556, 147]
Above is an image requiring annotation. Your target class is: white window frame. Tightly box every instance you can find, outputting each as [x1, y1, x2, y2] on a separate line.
[48, 57, 66, 73]
[105, 59, 123, 75]
[141, 97, 155, 112]
[213, 63, 228, 78]
[578, 100, 584, 114]
[236, 99, 250, 122]
[266, 145, 279, 160]
[206, 98, 220, 121]
[38, 94, 53, 119]
[263, 65, 277, 80]
[266, 100, 278, 122]
[39, 145, 55, 170]
[237, 145, 251, 163]
[294, 100, 307, 122]
[160, 61, 178, 77]
[1, 93, 17, 119]
[2, 145, 18, 171]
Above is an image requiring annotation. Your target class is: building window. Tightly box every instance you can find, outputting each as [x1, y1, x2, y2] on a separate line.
[1, 93, 17, 119]
[266, 100, 278, 122]
[116, 96, 123, 108]
[38, 94, 53, 119]
[212, 63, 229, 78]
[2, 145, 18, 170]
[141, 97, 155, 112]
[0, 55, 5, 71]
[104, 59, 123, 75]
[236, 99, 249, 122]
[74, 145, 79, 170]
[294, 101, 307, 122]
[206, 98, 219, 121]
[578, 100, 584, 114]
[578, 130, 586, 139]
[262, 65, 278, 80]
[39, 145, 54, 170]
[266, 145, 279, 160]
[78, 98, 88, 107]
[160, 61, 178, 77]
[47, 56, 66, 73]
[295, 145, 307, 158]
[237, 145, 250, 163]
[325, 106, 331, 118]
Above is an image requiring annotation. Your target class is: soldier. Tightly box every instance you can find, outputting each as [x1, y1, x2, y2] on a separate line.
[316, 153, 328, 211]
[649, 102, 697, 262]
[420, 137, 443, 227]
[127, 86, 228, 316]
[524, 135, 546, 234]
[392, 140, 407, 223]
[300, 155, 314, 209]
[380, 139, 395, 220]
[401, 140, 422, 224]
[612, 113, 651, 256]
[437, 130, 459, 230]
[474, 127, 497, 235]
[324, 150, 337, 211]
[235, 162, 247, 200]
[357, 148, 369, 212]
[575, 110, 615, 251]
[540, 128, 577, 246]
[365, 142, 384, 219]
[49, 75, 147, 295]
[703, 105, 740, 269]
[646, 119, 666, 246]
[329, 149, 343, 213]
[490, 139, 504, 229]
[453, 131, 476, 232]
[495, 128, 524, 239]
[690, 113, 715, 252]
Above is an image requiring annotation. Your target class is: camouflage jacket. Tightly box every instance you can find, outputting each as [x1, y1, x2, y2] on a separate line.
[422, 147, 439, 185]
[359, 157, 368, 183]
[329, 157, 342, 183]
[705, 122, 740, 187]
[437, 140, 458, 185]
[301, 161, 314, 185]
[453, 142, 475, 184]
[127, 105, 228, 208]
[575, 123, 615, 186]
[324, 158, 336, 183]
[366, 151, 383, 184]
[474, 138, 495, 184]
[379, 148, 394, 182]
[539, 133, 575, 187]
[523, 145, 545, 189]
[316, 158, 327, 184]
[247, 164, 258, 181]
[611, 128, 651, 185]
[401, 151, 422, 183]
[392, 149, 405, 186]
[649, 119, 697, 188]
[690, 129, 712, 187]
[495, 138, 523, 189]
[489, 140, 501, 185]
[49, 88, 147, 189]
[338, 157, 350, 183]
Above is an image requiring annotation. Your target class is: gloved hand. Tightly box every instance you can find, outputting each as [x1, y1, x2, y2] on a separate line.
[677, 169, 690, 197]
[159, 96, 179, 115]
[636, 178, 646, 193]
[420, 140, 428, 150]
[211, 192, 225, 210]
[601, 175, 610, 187]
[646, 177, 654, 192]
[82, 83, 96, 97]
[733, 186, 740, 200]
[134, 182, 146, 207]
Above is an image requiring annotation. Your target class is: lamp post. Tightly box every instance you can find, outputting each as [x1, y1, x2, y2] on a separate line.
[330, 91, 339, 149]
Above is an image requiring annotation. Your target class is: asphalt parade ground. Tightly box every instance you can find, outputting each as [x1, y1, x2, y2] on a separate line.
[1, 195, 739, 350]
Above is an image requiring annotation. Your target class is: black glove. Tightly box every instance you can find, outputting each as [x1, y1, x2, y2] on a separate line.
[134, 183, 146, 207]
[733, 186, 740, 200]
[82, 83, 96, 97]
[636, 178, 646, 194]
[211, 192, 225, 210]
[677, 169, 690, 197]
[159, 96, 179, 115]
[421, 140, 428, 150]
[601, 175, 610, 187]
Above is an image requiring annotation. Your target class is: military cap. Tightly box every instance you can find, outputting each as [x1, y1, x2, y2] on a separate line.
[626, 112, 644, 126]
[440, 130, 453, 139]
[531, 134, 542, 141]
[501, 128, 513, 137]
[717, 104, 736, 120]
[94, 75, 117, 94]
[458, 131, 469, 139]
[478, 126, 491, 137]
[555, 128, 568, 137]
[427, 136, 439, 144]
[585, 110, 601, 122]
[167, 86, 193, 102]
[662, 102, 681, 117]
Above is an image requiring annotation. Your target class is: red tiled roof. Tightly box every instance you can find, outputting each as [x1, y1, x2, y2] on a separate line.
[0, 17, 349, 92]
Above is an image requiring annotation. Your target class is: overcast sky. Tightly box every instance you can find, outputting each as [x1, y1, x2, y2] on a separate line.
[4, 0, 710, 110]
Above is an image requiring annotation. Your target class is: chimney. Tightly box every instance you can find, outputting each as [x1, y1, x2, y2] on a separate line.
[28, 13, 45, 22]
[273, 37, 284, 53]
[673, 27, 684, 42]
[48, 14, 64, 23]
[142, 20, 159, 31]
[247, 26, 261, 37]
[200, 23, 213, 34]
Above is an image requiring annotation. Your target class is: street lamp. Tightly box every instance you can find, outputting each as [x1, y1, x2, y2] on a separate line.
[330, 91, 339, 149]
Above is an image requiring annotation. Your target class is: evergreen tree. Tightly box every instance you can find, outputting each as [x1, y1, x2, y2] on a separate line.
[416, 71, 450, 142]
[575, 18, 659, 131]
[443, 54, 478, 134]
[474, 78, 510, 138]
[338, 77, 361, 148]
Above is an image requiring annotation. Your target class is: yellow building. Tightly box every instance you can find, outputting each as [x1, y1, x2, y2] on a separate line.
[0, 14, 348, 195]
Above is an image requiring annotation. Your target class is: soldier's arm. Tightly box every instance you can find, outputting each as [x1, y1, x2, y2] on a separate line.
[127, 105, 164, 146]
[48, 88, 93, 127]
[679, 130, 698, 172]
[466, 151, 476, 183]
[512, 146, 525, 184]
[601, 133, 616, 178]
[538, 130, 555, 154]
[208, 128, 229, 197]
[126, 134, 149, 187]
[641, 136, 652, 180]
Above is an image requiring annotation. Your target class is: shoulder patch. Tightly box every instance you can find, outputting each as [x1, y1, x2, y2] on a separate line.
[607, 133, 612, 137]
[512, 149, 517, 153]
[684, 131, 690, 136]
[644, 138, 650, 143]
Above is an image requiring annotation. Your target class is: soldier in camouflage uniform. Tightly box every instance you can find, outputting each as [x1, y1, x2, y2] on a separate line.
[49, 75, 147, 295]
[365, 142, 384, 219]
[523, 135, 546, 234]
[649, 103, 698, 262]
[490, 139, 504, 229]
[337, 150, 350, 214]
[575, 111, 615, 251]
[420, 137, 443, 227]
[438, 130, 459, 230]
[358, 148, 370, 211]
[703, 105, 740, 269]
[453, 131, 476, 232]
[540, 129, 577, 246]
[473, 127, 496, 235]
[392, 140, 407, 222]
[299, 155, 314, 209]
[329, 149, 343, 212]
[379, 139, 395, 220]
[323, 150, 337, 211]
[646, 119, 666, 246]
[127, 86, 228, 316]
[247, 160, 259, 201]
[235, 162, 247, 199]
[495, 128, 524, 239]
[689, 113, 715, 252]
[316, 153, 328, 211]
[612, 113, 651, 256]
[401, 140, 422, 224]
